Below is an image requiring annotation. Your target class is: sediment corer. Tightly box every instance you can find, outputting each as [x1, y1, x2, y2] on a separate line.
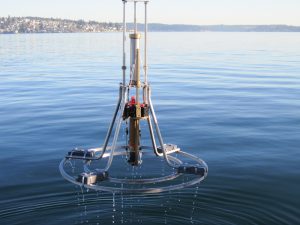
[59, 0, 208, 194]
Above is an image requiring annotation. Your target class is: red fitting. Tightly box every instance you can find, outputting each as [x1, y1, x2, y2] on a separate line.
[130, 96, 136, 105]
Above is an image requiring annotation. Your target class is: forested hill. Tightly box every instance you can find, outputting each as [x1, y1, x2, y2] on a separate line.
[1, 16, 299, 34]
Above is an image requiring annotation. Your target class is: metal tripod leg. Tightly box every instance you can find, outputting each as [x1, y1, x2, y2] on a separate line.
[147, 86, 177, 168]
[104, 86, 128, 171]
[147, 115, 159, 156]
[99, 85, 123, 160]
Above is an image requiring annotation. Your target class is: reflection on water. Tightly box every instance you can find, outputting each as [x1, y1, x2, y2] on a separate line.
[74, 188, 202, 225]
[0, 32, 300, 224]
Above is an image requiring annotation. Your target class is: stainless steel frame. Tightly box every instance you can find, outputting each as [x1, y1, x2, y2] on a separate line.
[59, 0, 208, 193]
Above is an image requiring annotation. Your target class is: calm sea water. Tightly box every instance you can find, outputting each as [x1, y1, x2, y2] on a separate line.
[0, 32, 300, 225]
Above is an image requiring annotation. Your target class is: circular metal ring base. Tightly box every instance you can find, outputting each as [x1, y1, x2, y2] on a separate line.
[59, 147, 208, 194]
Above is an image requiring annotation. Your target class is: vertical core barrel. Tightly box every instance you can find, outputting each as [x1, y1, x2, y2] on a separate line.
[130, 33, 141, 84]
[128, 33, 142, 166]
[128, 118, 140, 166]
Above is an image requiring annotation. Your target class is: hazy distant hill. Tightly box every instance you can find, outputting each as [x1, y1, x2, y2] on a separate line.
[1, 16, 300, 33]
[145, 24, 300, 32]
[0, 16, 121, 34]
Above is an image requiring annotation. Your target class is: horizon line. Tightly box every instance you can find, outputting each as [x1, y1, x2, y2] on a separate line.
[1, 15, 300, 27]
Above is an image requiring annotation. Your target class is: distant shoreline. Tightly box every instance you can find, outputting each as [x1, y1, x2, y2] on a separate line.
[1, 16, 300, 34]
[2, 31, 300, 35]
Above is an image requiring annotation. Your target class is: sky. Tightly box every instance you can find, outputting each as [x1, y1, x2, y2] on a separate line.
[0, 0, 300, 26]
